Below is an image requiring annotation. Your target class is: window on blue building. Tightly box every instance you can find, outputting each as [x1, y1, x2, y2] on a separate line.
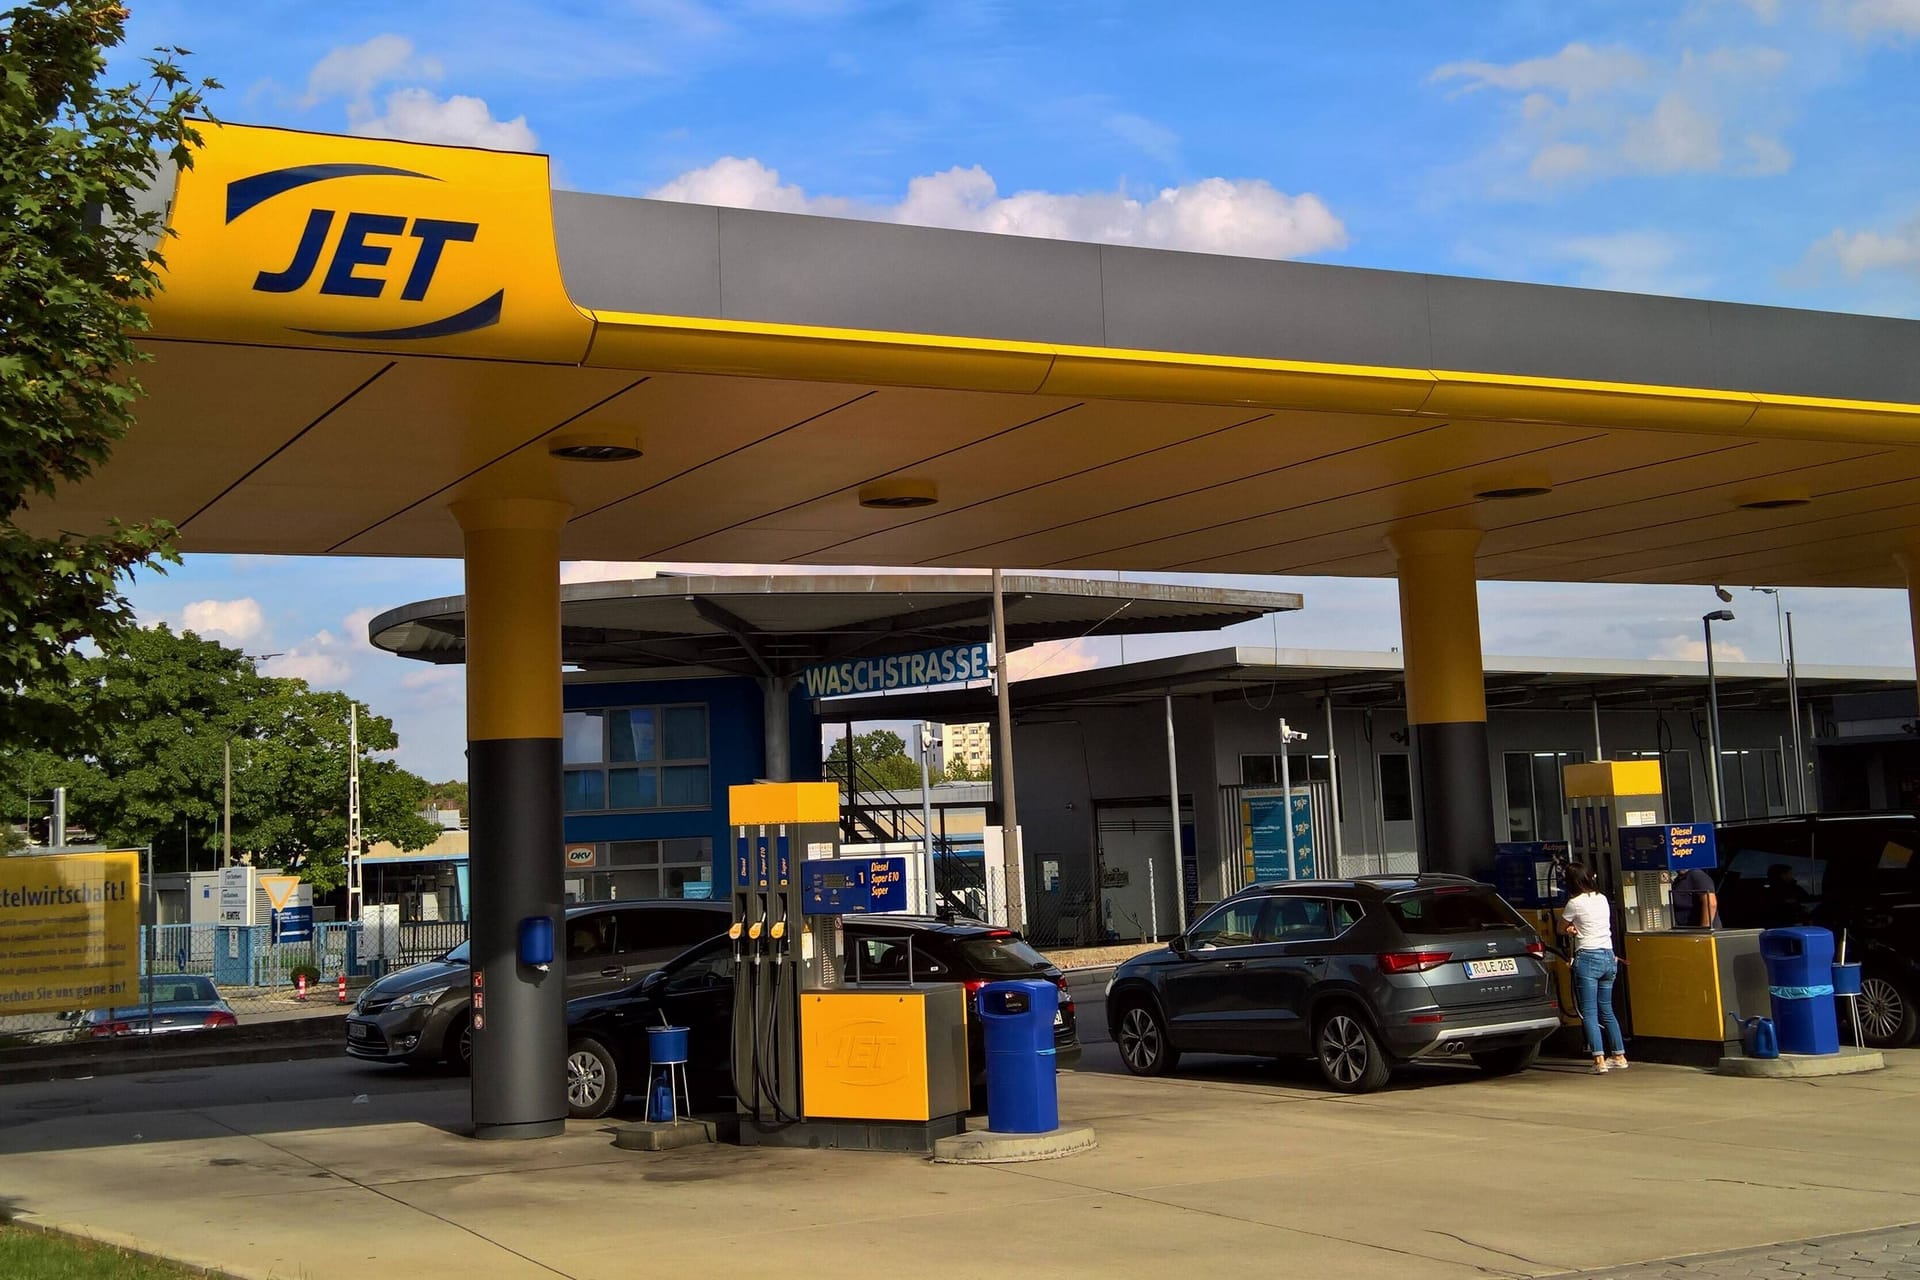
[563, 703, 710, 812]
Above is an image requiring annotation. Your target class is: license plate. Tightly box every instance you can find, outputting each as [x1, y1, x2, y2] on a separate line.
[348, 1023, 371, 1040]
[1465, 958, 1518, 979]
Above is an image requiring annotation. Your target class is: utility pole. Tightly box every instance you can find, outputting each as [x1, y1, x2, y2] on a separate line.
[991, 569, 1025, 931]
[1785, 610, 1806, 811]
[347, 703, 363, 924]
[222, 741, 232, 868]
[917, 723, 938, 915]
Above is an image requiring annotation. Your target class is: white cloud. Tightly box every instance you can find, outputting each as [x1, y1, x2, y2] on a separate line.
[301, 34, 442, 110]
[1433, 39, 1793, 187]
[400, 665, 461, 691]
[264, 650, 352, 685]
[1008, 638, 1102, 682]
[1103, 112, 1181, 164]
[1809, 214, 1920, 277]
[1651, 634, 1751, 662]
[649, 160, 1348, 259]
[1433, 43, 1649, 100]
[1621, 92, 1724, 172]
[561, 561, 665, 584]
[349, 89, 538, 152]
[179, 598, 266, 645]
[1825, 0, 1920, 38]
[1547, 230, 1714, 296]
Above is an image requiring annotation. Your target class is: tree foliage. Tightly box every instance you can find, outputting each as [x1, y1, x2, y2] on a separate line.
[1, 3, 216, 732]
[0, 624, 441, 887]
[825, 728, 949, 791]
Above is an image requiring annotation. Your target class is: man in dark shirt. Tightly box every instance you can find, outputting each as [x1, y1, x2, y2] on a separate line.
[1670, 866, 1719, 929]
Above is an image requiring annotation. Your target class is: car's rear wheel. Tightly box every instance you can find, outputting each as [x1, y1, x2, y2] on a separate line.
[1315, 1008, 1391, 1093]
[1114, 1001, 1179, 1077]
[1857, 973, 1917, 1048]
[445, 1015, 473, 1074]
[1471, 1044, 1540, 1077]
[566, 1038, 621, 1119]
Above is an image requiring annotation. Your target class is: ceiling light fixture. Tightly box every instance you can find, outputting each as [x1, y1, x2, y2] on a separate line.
[859, 478, 938, 509]
[1474, 485, 1553, 500]
[1737, 496, 1811, 511]
[548, 428, 642, 462]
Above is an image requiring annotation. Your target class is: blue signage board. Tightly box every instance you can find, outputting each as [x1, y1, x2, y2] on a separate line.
[801, 856, 908, 915]
[1245, 787, 1315, 882]
[271, 905, 313, 943]
[1619, 823, 1717, 872]
[682, 881, 714, 901]
[801, 643, 991, 698]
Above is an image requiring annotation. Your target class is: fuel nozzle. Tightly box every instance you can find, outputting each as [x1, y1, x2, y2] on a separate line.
[748, 919, 764, 965]
[769, 918, 788, 959]
[728, 920, 745, 962]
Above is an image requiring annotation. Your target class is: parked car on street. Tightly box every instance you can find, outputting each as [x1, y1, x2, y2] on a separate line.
[73, 975, 238, 1038]
[561, 913, 1082, 1119]
[1714, 813, 1920, 1047]
[346, 899, 730, 1069]
[1104, 875, 1560, 1093]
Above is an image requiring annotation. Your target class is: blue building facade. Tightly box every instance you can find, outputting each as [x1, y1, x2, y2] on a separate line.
[558, 676, 822, 902]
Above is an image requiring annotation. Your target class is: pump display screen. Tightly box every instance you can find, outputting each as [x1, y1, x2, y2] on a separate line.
[801, 857, 909, 914]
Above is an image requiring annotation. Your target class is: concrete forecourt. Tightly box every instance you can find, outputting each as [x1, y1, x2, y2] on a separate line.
[0, 1045, 1913, 1279]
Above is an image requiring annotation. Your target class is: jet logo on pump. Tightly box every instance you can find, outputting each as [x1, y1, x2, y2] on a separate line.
[224, 163, 501, 340]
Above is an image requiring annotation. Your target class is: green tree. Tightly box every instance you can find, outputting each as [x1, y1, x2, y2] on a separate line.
[425, 779, 468, 821]
[944, 756, 992, 783]
[0, 624, 439, 886]
[1, 3, 215, 739]
[825, 728, 935, 791]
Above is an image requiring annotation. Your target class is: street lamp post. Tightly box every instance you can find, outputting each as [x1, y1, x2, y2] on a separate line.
[1703, 608, 1735, 822]
[1752, 587, 1806, 811]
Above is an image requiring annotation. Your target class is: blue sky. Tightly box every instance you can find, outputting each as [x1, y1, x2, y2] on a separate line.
[110, 0, 1920, 781]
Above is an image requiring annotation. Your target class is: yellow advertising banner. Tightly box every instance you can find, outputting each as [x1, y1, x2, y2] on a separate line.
[0, 852, 142, 1016]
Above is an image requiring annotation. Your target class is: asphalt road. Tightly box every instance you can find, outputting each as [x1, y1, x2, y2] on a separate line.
[0, 1055, 463, 1131]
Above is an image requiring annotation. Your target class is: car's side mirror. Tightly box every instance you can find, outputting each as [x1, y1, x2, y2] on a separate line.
[639, 969, 666, 995]
[1169, 935, 1189, 957]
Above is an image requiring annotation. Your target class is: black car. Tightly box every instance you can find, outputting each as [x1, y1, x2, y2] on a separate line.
[1105, 876, 1560, 1093]
[1715, 813, 1920, 1047]
[346, 899, 730, 1068]
[561, 913, 1083, 1119]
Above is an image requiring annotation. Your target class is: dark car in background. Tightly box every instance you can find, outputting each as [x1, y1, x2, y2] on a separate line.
[560, 913, 1083, 1119]
[1105, 876, 1559, 1093]
[73, 975, 237, 1039]
[346, 899, 730, 1069]
[1715, 813, 1920, 1047]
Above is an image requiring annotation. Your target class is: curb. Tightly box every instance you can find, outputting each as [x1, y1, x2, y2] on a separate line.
[1716, 1047, 1885, 1078]
[931, 1124, 1097, 1164]
[0, 1019, 348, 1086]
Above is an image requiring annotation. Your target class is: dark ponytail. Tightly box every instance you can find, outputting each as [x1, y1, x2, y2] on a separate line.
[1566, 864, 1598, 896]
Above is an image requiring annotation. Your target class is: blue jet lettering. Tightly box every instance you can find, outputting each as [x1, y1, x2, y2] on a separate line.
[253, 210, 480, 300]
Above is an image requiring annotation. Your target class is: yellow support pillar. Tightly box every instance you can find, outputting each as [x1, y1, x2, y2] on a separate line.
[1388, 527, 1493, 878]
[454, 497, 569, 1140]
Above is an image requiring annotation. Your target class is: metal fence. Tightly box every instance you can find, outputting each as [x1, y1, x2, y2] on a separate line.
[0, 919, 470, 1052]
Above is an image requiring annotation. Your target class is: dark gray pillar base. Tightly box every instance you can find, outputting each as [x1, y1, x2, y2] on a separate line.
[473, 1118, 566, 1141]
[469, 736, 567, 1139]
[1411, 721, 1495, 880]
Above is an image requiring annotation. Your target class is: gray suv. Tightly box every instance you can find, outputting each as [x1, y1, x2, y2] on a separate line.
[345, 899, 730, 1068]
[1105, 876, 1560, 1092]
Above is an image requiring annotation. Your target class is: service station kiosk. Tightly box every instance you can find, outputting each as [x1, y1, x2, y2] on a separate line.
[727, 783, 970, 1151]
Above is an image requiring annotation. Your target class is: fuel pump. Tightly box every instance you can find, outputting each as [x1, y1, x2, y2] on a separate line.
[729, 783, 839, 1133]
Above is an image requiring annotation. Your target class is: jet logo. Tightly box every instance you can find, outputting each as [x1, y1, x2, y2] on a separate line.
[224, 162, 502, 340]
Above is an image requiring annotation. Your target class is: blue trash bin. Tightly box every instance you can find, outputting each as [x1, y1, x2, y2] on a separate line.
[978, 979, 1059, 1134]
[1759, 927, 1839, 1055]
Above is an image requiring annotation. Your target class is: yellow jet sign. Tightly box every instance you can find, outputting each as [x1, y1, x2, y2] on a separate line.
[0, 852, 142, 1017]
[149, 123, 592, 362]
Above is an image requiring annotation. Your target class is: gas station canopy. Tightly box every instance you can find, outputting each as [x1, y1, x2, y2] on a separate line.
[22, 122, 1920, 589]
[368, 573, 1302, 677]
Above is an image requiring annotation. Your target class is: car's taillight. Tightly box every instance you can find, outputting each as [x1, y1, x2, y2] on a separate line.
[1525, 939, 1545, 957]
[90, 1021, 130, 1037]
[204, 1011, 237, 1028]
[1378, 950, 1453, 974]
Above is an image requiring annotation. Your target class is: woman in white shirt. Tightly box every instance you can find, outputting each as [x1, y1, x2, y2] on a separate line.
[1560, 865, 1627, 1074]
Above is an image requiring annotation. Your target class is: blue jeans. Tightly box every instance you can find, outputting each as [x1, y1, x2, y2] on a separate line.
[1572, 949, 1625, 1057]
